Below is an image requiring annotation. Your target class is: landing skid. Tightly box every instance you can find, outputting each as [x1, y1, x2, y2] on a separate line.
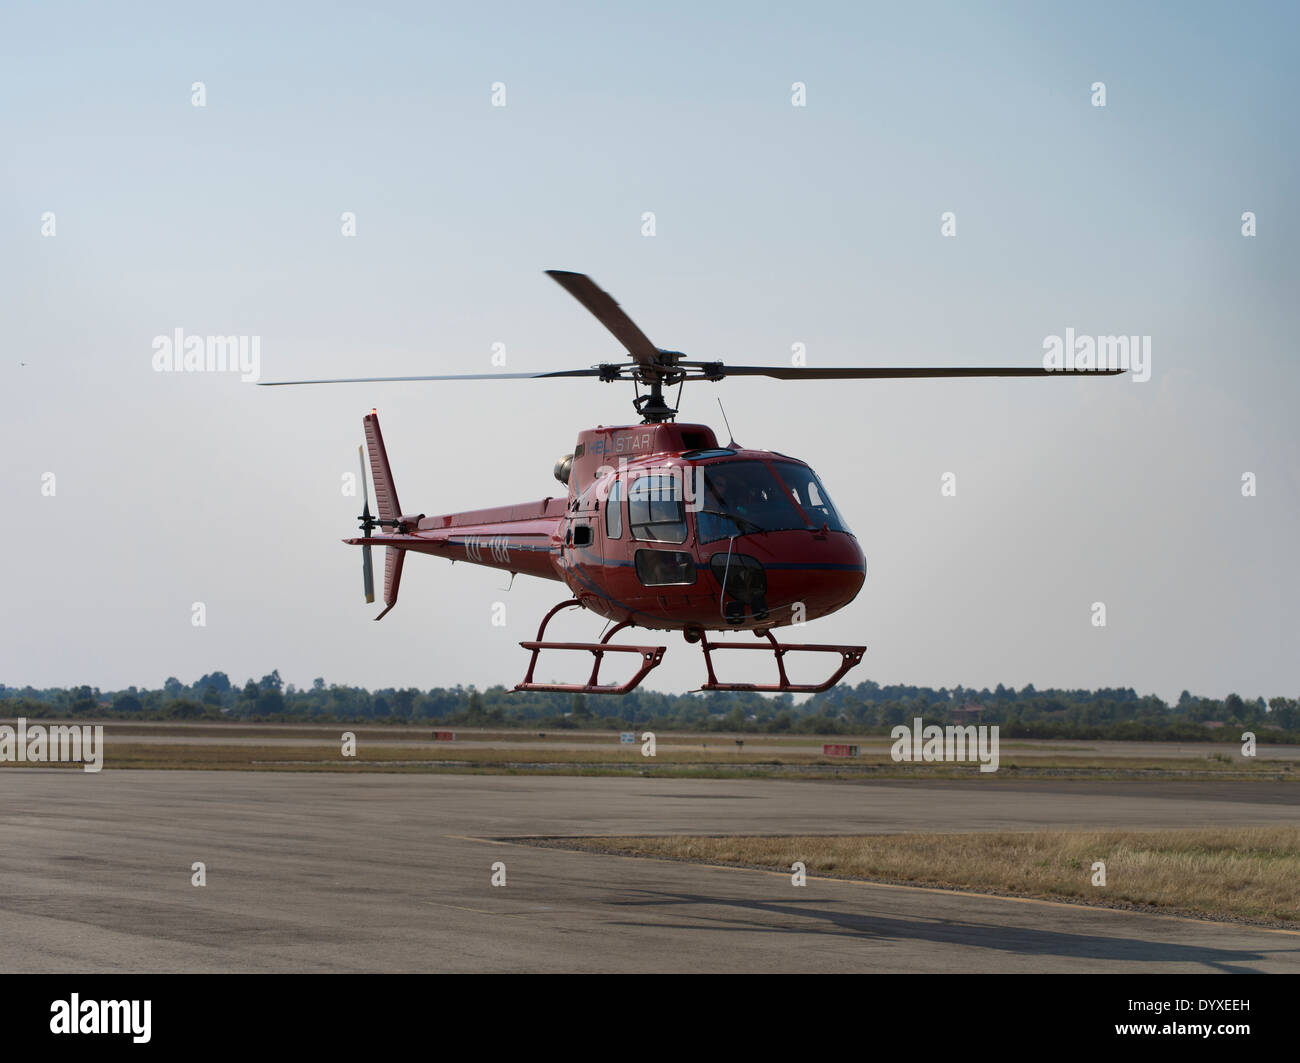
[515, 600, 666, 695]
[514, 600, 864, 696]
[696, 630, 866, 694]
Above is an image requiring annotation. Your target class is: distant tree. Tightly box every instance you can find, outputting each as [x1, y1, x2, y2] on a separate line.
[197, 672, 231, 694]
[113, 692, 143, 713]
[232, 680, 260, 716]
[69, 685, 97, 714]
[466, 691, 485, 723]
[392, 689, 415, 719]
[1268, 698, 1298, 730]
[1224, 693, 1245, 722]
[255, 685, 284, 715]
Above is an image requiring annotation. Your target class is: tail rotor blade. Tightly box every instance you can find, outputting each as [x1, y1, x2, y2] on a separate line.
[362, 544, 375, 604]
[358, 445, 375, 603]
[358, 445, 371, 516]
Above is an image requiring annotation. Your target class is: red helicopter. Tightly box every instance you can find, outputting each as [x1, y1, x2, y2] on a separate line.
[263, 270, 1120, 695]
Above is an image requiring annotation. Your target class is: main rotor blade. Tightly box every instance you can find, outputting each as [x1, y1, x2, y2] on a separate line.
[258, 369, 605, 386]
[711, 366, 1126, 380]
[546, 270, 662, 365]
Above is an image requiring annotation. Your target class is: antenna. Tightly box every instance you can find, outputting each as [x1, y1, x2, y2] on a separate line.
[717, 397, 738, 448]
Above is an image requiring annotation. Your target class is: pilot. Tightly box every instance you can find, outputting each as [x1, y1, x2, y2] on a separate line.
[698, 468, 751, 541]
[707, 469, 732, 508]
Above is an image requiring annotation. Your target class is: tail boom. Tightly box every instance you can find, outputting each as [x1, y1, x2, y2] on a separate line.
[350, 411, 568, 619]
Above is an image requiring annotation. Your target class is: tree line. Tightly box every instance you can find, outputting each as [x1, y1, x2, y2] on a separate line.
[2, 672, 1298, 742]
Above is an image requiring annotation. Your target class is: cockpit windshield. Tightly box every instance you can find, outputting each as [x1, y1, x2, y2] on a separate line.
[695, 460, 850, 543]
[696, 461, 804, 543]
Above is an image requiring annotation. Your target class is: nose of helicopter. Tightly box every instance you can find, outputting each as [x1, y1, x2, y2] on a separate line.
[789, 533, 866, 616]
[715, 530, 865, 624]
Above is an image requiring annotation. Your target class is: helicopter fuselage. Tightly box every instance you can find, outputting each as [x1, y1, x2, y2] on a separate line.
[352, 421, 866, 634]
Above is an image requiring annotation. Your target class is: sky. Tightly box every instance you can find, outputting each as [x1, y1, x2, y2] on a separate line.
[2, 1, 1297, 702]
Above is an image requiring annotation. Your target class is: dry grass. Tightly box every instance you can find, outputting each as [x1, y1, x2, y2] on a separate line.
[0, 740, 1290, 774]
[551, 828, 1300, 925]
[1, 730, 1295, 780]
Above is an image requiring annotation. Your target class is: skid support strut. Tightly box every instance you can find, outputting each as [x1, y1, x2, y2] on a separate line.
[697, 630, 865, 693]
[515, 600, 667, 694]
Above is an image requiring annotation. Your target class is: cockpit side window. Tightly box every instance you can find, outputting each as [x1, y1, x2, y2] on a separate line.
[770, 461, 848, 533]
[628, 474, 687, 544]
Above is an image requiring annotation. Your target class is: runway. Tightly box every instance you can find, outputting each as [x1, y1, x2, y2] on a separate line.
[1, 770, 1297, 972]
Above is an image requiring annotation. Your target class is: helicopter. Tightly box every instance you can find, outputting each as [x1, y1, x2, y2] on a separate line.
[262, 270, 1121, 694]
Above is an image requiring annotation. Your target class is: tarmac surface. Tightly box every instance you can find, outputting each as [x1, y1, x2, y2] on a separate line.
[1, 769, 1297, 972]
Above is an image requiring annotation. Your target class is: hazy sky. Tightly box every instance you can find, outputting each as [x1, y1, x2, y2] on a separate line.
[3, 1, 1297, 702]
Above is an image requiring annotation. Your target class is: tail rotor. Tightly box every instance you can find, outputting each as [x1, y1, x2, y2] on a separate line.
[357, 444, 376, 604]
